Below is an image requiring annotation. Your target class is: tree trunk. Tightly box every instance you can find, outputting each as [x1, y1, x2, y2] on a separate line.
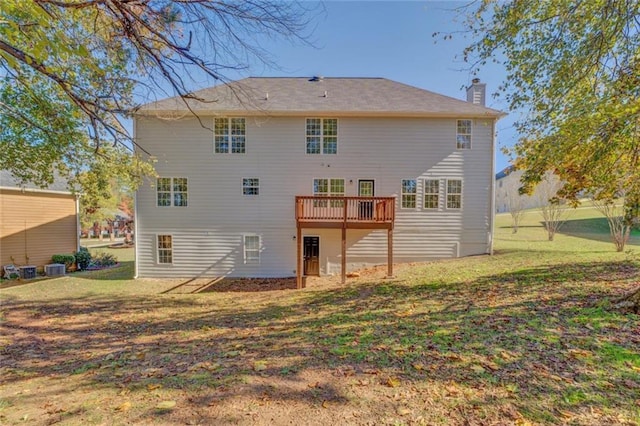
[614, 287, 640, 314]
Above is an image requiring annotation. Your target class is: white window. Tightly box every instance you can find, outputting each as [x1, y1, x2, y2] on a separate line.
[242, 178, 259, 196]
[424, 179, 440, 209]
[244, 235, 260, 264]
[447, 179, 463, 209]
[456, 119, 472, 149]
[401, 179, 417, 209]
[306, 118, 338, 154]
[157, 235, 173, 264]
[313, 178, 344, 207]
[215, 117, 246, 153]
[313, 178, 344, 197]
[157, 177, 188, 207]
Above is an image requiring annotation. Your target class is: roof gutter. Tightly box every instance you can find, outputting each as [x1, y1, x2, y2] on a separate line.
[134, 109, 507, 119]
[0, 186, 75, 196]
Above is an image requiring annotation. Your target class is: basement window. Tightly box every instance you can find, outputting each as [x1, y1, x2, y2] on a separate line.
[157, 235, 173, 264]
[244, 235, 260, 264]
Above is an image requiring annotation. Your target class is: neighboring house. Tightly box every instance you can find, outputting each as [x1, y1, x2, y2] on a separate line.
[134, 77, 505, 286]
[495, 166, 559, 213]
[0, 170, 79, 271]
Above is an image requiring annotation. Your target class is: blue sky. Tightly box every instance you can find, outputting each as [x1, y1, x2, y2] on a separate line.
[216, 1, 517, 173]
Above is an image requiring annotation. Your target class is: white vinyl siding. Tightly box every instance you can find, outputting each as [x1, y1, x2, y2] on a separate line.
[242, 178, 259, 196]
[157, 177, 188, 207]
[401, 179, 417, 209]
[424, 179, 440, 209]
[244, 235, 260, 264]
[447, 179, 463, 209]
[215, 117, 246, 153]
[157, 235, 173, 264]
[456, 119, 472, 149]
[135, 115, 495, 277]
[306, 118, 338, 154]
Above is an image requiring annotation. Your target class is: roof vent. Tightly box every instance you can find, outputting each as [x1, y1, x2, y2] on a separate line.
[310, 76, 324, 82]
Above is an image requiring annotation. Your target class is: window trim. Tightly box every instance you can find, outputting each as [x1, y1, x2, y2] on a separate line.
[214, 117, 246, 154]
[242, 177, 260, 196]
[156, 177, 188, 207]
[446, 178, 463, 209]
[243, 234, 261, 265]
[401, 179, 417, 210]
[305, 118, 338, 155]
[423, 179, 440, 209]
[456, 119, 472, 150]
[156, 234, 173, 265]
[312, 178, 345, 197]
[313, 177, 345, 208]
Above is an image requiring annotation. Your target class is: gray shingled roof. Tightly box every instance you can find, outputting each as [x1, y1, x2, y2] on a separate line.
[136, 77, 504, 118]
[0, 170, 72, 193]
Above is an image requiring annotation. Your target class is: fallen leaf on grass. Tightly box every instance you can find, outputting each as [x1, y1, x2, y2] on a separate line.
[411, 363, 424, 371]
[556, 409, 574, 420]
[115, 401, 132, 412]
[471, 365, 486, 374]
[396, 406, 411, 416]
[385, 377, 401, 388]
[484, 361, 500, 371]
[446, 353, 463, 362]
[156, 401, 176, 410]
[147, 384, 162, 391]
[568, 349, 592, 359]
[253, 361, 268, 372]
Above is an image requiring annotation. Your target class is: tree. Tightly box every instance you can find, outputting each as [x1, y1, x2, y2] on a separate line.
[459, 0, 639, 306]
[502, 176, 527, 233]
[592, 199, 632, 252]
[0, 0, 312, 191]
[536, 172, 570, 242]
[77, 143, 142, 240]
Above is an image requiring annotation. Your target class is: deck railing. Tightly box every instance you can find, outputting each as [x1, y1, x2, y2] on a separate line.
[295, 196, 395, 225]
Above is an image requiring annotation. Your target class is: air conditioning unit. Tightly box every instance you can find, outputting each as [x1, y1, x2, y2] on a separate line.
[20, 266, 37, 279]
[45, 263, 65, 277]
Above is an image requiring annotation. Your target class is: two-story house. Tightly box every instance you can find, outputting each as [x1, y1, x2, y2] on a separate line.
[134, 77, 504, 287]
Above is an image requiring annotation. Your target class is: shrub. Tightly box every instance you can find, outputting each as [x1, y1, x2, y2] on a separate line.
[74, 247, 92, 270]
[91, 252, 117, 268]
[52, 254, 75, 270]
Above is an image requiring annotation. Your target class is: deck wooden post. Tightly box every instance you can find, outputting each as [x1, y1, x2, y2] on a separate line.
[387, 228, 393, 278]
[297, 226, 303, 289]
[341, 227, 347, 284]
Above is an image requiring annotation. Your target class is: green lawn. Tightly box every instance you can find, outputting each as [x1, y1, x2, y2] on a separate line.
[0, 207, 638, 425]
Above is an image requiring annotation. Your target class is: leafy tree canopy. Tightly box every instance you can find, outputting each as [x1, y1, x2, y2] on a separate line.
[461, 0, 640, 215]
[0, 0, 311, 192]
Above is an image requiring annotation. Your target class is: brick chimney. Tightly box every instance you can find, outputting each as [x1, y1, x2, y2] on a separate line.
[466, 78, 486, 106]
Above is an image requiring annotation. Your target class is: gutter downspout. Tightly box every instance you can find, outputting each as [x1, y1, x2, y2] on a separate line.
[488, 118, 497, 255]
[76, 194, 81, 252]
[133, 117, 139, 279]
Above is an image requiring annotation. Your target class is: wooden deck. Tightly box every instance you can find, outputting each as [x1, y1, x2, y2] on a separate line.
[295, 196, 396, 288]
[295, 196, 395, 229]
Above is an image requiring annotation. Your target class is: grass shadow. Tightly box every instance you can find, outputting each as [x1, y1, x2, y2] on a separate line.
[1, 258, 639, 424]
